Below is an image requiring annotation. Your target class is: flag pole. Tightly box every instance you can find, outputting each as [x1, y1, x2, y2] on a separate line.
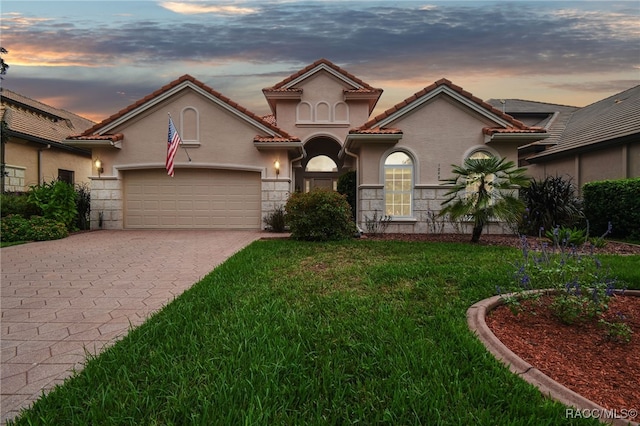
[168, 112, 192, 162]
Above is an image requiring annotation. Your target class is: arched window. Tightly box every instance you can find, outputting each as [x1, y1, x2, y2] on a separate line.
[384, 151, 413, 217]
[306, 155, 338, 172]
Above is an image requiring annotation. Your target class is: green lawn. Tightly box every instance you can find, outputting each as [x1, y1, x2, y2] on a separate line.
[10, 239, 639, 425]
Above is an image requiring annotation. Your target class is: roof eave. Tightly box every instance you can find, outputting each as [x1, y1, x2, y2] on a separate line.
[485, 132, 550, 144]
[64, 139, 123, 149]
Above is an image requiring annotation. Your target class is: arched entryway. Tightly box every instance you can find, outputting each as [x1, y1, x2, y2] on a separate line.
[294, 136, 348, 193]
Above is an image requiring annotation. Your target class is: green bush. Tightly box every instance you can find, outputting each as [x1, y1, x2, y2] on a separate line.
[0, 193, 40, 218]
[75, 182, 91, 230]
[263, 205, 287, 232]
[24, 216, 69, 241]
[337, 170, 357, 220]
[520, 175, 583, 236]
[0, 214, 30, 242]
[583, 178, 640, 240]
[0, 214, 68, 242]
[28, 180, 78, 231]
[285, 189, 356, 241]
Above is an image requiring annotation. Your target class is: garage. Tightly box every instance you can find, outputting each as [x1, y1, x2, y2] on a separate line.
[124, 169, 261, 229]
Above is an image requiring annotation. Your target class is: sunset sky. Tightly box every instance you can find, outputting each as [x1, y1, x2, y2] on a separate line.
[1, 1, 639, 124]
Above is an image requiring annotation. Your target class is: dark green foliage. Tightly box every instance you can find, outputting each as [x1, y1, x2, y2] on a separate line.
[24, 216, 69, 241]
[28, 180, 78, 231]
[440, 156, 530, 243]
[0, 214, 68, 242]
[263, 205, 286, 232]
[285, 189, 356, 241]
[75, 182, 91, 230]
[520, 175, 583, 236]
[0, 214, 30, 242]
[545, 226, 587, 246]
[337, 170, 357, 220]
[0, 193, 40, 218]
[583, 178, 640, 240]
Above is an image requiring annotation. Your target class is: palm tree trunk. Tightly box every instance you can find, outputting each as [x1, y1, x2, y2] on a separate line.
[471, 224, 483, 243]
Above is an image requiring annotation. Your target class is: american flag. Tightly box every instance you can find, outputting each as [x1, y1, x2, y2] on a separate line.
[166, 116, 182, 177]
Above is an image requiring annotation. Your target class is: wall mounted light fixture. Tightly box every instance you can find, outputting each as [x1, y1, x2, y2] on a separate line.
[274, 160, 280, 177]
[95, 159, 104, 177]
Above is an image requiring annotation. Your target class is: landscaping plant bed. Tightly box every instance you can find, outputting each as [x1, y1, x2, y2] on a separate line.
[367, 233, 640, 255]
[486, 293, 640, 413]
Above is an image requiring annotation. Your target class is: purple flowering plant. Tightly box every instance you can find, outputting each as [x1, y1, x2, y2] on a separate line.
[499, 232, 624, 328]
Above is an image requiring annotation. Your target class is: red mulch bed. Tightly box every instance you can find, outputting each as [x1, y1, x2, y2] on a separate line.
[486, 295, 640, 412]
[367, 233, 640, 415]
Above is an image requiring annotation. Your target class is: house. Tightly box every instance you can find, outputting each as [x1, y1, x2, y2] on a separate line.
[64, 59, 635, 232]
[487, 85, 640, 189]
[0, 88, 94, 193]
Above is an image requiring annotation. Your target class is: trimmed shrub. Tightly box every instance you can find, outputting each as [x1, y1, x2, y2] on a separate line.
[583, 178, 640, 240]
[24, 216, 69, 241]
[337, 170, 357, 220]
[0, 214, 30, 242]
[0, 215, 68, 242]
[520, 175, 583, 236]
[285, 189, 356, 241]
[0, 193, 40, 218]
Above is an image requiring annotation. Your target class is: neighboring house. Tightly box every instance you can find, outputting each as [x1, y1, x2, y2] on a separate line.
[488, 85, 640, 189]
[1, 88, 94, 192]
[64, 59, 636, 232]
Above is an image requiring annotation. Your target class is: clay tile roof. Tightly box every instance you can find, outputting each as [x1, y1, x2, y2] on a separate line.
[80, 74, 293, 139]
[360, 78, 532, 132]
[262, 114, 276, 125]
[68, 133, 124, 141]
[482, 127, 547, 135]
[266, 58, 379, 91]
[253, 135, 301, 143]
[349, 127, 403, 135]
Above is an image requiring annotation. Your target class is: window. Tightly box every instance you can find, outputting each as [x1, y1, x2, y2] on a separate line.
[306, 155, 337, 172]
[58, 169, 74, 185]
[384, 152, 413, 217]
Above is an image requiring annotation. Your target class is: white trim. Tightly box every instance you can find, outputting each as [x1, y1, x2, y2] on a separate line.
[461, 145, 500, 164]
[180, 106, 200, 143]
[283, 63, 364, 90]
[375, 85, 515, 129]
[95, 81, 281, 137]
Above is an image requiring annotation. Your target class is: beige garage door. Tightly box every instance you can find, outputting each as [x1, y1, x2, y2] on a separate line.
[124, 169, 261, 229]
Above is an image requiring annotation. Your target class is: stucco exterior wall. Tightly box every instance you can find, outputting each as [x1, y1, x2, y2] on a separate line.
[274, 72, 372, 144]
[526, 142, 639, 190]
[4, 139, 91, 190]
[354, 94, 522, 235]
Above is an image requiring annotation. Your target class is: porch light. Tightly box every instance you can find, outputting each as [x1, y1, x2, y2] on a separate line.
[274, 160, 280, 177]
[95, 159, 103, 176]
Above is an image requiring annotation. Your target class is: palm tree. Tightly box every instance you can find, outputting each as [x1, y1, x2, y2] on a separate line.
[440, 156, 530, 243]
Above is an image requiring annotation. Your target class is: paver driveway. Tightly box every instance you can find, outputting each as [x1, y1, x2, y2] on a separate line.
[1, 230, 265, 424]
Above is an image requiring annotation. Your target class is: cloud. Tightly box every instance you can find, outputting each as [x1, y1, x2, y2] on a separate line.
[2, 1, 638, 118]
[159, 2, 258, 15]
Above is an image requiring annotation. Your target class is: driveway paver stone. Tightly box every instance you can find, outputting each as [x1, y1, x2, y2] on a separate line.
[1, 230, 264, 424]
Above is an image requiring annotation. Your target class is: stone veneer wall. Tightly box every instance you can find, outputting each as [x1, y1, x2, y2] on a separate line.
[358, 184, 512, 235]
[3, 165, 26, 192]
[90, 177, 123, 230]
[261, 179, 291, 230]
